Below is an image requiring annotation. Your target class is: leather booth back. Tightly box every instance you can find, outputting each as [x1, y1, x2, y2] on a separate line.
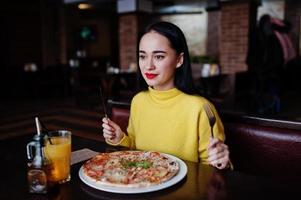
[111, 107, 130, 132]
[223, 116, 301, 178]
[108, 99, 131, 132]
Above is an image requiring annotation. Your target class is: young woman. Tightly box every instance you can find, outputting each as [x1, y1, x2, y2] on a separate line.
[102, 21, 230, 169]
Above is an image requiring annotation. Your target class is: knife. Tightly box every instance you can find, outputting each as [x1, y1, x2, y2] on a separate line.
[99, 86, 108, 119]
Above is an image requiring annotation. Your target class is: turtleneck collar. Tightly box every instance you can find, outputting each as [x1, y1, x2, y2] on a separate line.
[148, 87, 182, 103]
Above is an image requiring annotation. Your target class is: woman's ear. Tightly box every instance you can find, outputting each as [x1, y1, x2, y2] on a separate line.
[176, 53, 184, 68]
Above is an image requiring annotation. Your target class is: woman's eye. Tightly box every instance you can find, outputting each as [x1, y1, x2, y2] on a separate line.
[155, 55, 164, 60]
[139, 55, 146, 60]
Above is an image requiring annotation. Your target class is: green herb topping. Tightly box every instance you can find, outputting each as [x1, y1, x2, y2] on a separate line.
[121, 160, 152, 169]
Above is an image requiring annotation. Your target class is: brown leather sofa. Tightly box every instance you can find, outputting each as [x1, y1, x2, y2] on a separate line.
[107, 99, 301, 179]
[222, 114, 301, 179]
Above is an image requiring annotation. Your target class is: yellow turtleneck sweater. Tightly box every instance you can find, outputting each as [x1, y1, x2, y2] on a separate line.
[115, 87, 225, 163]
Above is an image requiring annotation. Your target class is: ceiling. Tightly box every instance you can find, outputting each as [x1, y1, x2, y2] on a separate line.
[64, 0, 209, 13]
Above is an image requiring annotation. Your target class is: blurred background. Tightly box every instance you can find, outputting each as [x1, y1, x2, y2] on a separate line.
[0, 0, 300, 139]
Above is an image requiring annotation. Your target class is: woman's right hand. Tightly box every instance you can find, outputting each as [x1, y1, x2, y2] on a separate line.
[102, 117, 124, 144]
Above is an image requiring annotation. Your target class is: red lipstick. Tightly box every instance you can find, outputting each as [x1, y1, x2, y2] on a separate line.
[145, 73, 157, 79]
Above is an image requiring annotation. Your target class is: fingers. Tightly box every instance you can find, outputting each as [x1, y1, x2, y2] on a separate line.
[208, 142, 228, 158]
[102, 118, 116, 140]
[210, 155, 229, 169]
[208, 141, 230, 170]
[103, 117, 119, 128]
[208, 137, 219, 150]
[101, 117, 124, 143]
[102, 118, 115, 131]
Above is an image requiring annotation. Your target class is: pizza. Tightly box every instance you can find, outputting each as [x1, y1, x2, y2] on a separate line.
[82, 151, 180, 188]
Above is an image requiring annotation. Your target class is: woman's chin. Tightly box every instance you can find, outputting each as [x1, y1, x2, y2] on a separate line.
[145, 80, 155, 87]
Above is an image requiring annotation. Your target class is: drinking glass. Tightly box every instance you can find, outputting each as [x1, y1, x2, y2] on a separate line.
[45, 130, 71, 184]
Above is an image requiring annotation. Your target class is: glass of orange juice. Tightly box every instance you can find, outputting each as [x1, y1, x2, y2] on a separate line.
[45, 130, 71, 184]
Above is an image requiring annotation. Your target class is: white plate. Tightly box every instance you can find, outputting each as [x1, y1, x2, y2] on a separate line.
[78, 153, 187, 194]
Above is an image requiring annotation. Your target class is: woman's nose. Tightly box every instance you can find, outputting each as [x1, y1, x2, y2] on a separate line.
[146, 59, 155, 70]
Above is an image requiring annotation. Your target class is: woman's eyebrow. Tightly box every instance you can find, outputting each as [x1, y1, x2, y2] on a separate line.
[139, 50, 167, 54]
[153, 50, 167, 54]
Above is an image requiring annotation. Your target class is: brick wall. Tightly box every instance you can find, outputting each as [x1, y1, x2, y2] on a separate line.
[219, 2, 251, 74]
[119, 14, 138, 69]
[206, 10, 220, 60]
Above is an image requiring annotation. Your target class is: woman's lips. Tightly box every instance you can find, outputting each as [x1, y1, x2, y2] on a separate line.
[145, 73, 158, 79]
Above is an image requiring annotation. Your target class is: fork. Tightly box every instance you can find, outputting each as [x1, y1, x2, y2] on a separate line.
[203, 104, 216, 138]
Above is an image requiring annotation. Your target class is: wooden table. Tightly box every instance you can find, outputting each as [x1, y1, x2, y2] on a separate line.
[1, 134, 299, 200]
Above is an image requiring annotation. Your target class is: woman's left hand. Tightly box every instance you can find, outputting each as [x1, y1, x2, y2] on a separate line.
[207, 138, 230, 170]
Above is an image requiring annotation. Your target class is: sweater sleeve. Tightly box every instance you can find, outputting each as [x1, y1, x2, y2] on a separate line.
[117, 114, 135, 149]
[119, 96, 137, 149]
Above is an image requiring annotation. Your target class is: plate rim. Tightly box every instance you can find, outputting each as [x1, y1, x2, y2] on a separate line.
[78, 152, 188, 194]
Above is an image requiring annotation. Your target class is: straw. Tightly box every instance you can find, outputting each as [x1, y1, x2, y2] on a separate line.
[35, 117, 41, 136]
[35, 116, 52, 145]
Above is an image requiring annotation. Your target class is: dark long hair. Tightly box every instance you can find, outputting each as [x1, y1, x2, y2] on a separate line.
[137, 21, 198, 95]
